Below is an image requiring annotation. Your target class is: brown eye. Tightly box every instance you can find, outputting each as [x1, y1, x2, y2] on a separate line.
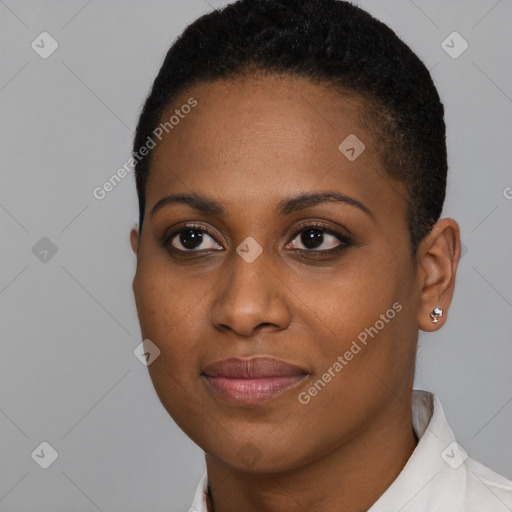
[286, 223, 351, 253]
[166, 225, 223, 252]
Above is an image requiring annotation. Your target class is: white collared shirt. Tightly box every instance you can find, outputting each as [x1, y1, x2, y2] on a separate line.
[188, 390, 512, 511]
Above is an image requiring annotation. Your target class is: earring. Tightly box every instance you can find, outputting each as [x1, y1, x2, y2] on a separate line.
[430, 306, 443, 323]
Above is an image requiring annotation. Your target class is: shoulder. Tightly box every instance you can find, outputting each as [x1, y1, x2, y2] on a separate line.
[463, 456, 512, 511]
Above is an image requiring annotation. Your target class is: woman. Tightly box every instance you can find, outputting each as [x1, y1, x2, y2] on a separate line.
[128, 0, 512, 510]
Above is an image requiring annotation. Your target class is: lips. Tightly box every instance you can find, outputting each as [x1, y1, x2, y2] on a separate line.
[202, 356, 308, 378]
[202, 356, 309, 404]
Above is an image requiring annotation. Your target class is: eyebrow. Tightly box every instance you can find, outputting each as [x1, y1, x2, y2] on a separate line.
[150, 191, 372, 219]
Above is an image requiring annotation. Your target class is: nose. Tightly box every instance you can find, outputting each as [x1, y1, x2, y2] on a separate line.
[210, 247, 292, 337]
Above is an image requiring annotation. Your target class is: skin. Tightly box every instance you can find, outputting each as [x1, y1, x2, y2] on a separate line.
[129, 74, 461, 512]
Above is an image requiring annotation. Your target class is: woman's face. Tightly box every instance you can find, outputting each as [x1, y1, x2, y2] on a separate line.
[130, 74, 423, 471]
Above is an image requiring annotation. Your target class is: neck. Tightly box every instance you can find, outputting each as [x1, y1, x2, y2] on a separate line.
[204, 393, 418, 512]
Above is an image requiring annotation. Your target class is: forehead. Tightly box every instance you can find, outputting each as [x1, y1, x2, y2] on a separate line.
[146, 74, 407, 222]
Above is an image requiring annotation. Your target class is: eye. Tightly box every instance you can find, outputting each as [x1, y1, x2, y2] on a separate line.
[163, 221, 351, 257]
[165, 224, 223, 252]
[286, 222, 351, 253]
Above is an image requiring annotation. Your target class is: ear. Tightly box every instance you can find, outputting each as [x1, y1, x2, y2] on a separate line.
[130, 225, 140, 255]
[416, 217, 461, 332]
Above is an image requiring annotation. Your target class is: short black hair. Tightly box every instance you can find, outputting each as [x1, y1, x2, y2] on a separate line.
[133, 0, 447, 255]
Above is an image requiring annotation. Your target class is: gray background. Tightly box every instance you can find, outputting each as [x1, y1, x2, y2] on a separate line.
[1, 0, 511, 510]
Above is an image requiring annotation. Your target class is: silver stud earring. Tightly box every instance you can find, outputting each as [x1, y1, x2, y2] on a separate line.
[430, 306, 443, 323]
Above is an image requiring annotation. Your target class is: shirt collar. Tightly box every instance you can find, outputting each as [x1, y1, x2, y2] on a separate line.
[189, 390, 468, 512]
[367, 389, 467, 511]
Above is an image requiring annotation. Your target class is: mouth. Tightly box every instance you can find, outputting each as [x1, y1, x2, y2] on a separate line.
[201, 356, 310, 405]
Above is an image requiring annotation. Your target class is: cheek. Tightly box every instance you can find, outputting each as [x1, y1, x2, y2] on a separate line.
[299, 252, 415, 392]
[133, 260, 206, 366]
[133, 265, 210, 430]
[306, 255, 399, 338]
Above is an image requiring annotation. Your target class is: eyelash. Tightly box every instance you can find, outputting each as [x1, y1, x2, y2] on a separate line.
[162, 222, 352, 258]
